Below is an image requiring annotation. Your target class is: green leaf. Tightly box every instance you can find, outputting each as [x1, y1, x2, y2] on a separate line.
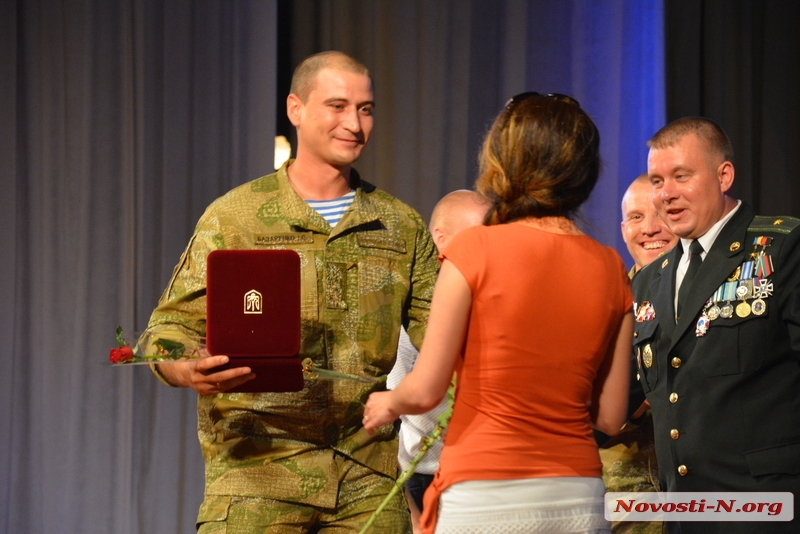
[153, 338, 187, 360]
[115, 326, 126, 347]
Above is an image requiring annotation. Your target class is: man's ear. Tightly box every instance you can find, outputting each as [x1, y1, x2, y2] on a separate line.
[431, 227, 446, 250]
[287, 94, 303, 127]
[718, 161, 735, 193]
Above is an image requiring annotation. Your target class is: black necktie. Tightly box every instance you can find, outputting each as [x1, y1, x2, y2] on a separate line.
[677, 239, 704, 318]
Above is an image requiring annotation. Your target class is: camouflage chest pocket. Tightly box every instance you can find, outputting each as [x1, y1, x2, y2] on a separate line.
[253, 233, 321, 323]
[356, 233, 409, 306]
[355, 233, 409, 363]
[633, 319, 659, 393]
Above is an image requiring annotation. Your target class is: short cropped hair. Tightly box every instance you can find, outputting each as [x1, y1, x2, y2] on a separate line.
[648, 116, 735, 165]
[476, 94, 601, 225]
[289, 51, 371, 103]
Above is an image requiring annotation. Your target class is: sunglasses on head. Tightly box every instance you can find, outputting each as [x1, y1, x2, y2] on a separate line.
[504, 92, 580, 109]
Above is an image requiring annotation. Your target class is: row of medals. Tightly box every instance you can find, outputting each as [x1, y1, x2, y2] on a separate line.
[696, 237, 774, 336]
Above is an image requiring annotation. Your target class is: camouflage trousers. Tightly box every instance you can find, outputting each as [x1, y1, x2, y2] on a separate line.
[599, 411, 665, 534]
[197, 455, 411, 534]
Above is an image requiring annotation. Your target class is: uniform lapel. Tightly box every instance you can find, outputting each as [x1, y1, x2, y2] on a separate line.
[651, 247, 678, 342]
[669, 203, 754, 349]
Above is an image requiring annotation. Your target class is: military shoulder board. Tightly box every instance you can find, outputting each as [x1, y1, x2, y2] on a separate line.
[747, 215, 800, 235]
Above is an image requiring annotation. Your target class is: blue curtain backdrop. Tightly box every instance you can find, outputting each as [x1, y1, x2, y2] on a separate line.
[285, 0, 666, 265]
[522, 0, 666, 263]
[1, 1, 663, 533]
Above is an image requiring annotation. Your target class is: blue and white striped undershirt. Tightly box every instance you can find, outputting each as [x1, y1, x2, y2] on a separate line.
[305, 190, 355, 227]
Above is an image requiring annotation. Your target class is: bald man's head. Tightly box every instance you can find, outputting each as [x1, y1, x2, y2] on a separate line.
[621, 174, 678, 270]
[429, 190, 490, 252]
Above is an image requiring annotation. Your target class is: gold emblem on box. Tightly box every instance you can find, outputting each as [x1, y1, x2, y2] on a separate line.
[244, 289, 263, 314]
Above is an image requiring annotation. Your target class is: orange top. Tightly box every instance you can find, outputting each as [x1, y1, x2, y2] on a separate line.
[420, 223, 632, 532]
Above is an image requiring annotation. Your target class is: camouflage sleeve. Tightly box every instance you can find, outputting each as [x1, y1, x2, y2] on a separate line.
[403, 217, 439, 352]
[140, 203, 232, 373]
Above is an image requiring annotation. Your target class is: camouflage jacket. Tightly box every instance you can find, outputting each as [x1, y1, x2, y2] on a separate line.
[145, 162, 438, 506]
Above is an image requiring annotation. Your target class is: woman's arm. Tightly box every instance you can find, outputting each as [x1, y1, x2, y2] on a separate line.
[363, 259, 472, 434]
[589, 311, 633, 436]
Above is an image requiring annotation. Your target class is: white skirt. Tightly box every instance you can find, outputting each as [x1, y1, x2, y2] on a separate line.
[434, 477, 610, 534]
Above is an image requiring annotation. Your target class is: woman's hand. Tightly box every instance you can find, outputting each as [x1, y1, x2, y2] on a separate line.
[361, 259, 472, 436]
[363, 391, 400, 435]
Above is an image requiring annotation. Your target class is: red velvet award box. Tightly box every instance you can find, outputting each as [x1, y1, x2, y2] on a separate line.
[206, 249, 303, 392]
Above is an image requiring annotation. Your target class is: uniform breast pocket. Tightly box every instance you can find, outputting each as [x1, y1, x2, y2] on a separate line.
[633, 320, 659, 393]
[698, 312, 767, 377]
[356, 233, 409, 317]
[356, 245, 409, 368]
[357, 254, 401, 313]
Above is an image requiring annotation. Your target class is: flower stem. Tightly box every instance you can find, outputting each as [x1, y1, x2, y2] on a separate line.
[357, 385, 454, 534]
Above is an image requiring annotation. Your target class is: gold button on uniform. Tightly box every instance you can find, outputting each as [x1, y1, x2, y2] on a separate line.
[669, 392, 679, 403]
[670, 429, 680, 439]
[671, 357, 682, 368]
[643, 344, 653, 368]
[678, 465, 688, 476]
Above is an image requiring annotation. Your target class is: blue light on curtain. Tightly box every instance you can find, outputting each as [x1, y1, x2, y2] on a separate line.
[524, 0, 666, 266]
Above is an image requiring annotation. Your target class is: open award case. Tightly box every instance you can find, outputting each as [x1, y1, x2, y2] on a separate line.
[206, 249, 303, 392]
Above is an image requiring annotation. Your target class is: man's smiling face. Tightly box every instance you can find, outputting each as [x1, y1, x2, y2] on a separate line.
[621, 177, 679, 270]
[647, 132, 733, 240]
[290, 67, 375, 169]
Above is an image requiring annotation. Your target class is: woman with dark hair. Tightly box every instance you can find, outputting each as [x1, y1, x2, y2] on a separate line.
[364, 93, 633, 534]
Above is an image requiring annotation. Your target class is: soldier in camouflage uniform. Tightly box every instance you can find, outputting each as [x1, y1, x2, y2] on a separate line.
[144, 51, 438, 533]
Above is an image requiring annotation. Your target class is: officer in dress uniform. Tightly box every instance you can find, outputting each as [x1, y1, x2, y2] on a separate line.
[631, 117, 800, 534]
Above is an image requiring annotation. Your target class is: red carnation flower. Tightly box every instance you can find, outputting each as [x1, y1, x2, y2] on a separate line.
[109, 346, 135, 364]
